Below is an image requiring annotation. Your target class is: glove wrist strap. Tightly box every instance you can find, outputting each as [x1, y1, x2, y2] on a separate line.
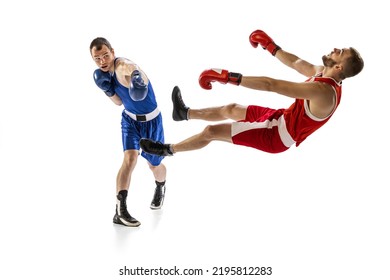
[228, 72, 243, 86]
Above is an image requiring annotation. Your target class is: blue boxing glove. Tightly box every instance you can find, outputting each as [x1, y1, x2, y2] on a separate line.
[93, 69, 115, 97]
[129, 70, 148, 101]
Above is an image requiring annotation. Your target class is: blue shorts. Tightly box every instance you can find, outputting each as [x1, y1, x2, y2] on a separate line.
[121, 110, 165, 166]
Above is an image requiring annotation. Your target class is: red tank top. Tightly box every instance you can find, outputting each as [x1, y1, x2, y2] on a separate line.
[283, 74, 342, 147]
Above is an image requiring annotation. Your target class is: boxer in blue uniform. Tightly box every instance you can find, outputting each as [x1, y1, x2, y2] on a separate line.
[90, 37, 167, 227]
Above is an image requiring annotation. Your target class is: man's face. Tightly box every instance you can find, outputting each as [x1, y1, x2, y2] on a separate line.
[322, 48, 350, 68]
[91, 45, 115, 72]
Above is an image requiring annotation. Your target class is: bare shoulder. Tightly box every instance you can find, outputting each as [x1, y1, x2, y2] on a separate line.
[115, 58, 137, 76]
[115, 57, 135, 68]
[308, 81, 337, 118]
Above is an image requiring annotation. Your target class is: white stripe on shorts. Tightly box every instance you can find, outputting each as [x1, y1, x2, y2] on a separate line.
[231, 114, 295, 148]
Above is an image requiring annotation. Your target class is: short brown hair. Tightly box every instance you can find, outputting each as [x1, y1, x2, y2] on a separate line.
[89, 37, 113, 53]
[343, 47, 364, 79]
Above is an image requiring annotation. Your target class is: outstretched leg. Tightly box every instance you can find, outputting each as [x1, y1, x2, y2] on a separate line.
[189, 103, 247, 122]
[140, 123, 232, 156]
[172, 123, 232, 152]
[140, 86, 249, 156]
[172, 86, 247, 122]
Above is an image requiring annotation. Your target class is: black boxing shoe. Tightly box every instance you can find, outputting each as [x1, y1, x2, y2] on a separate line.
[113, 190, 141, 227]
[113, 210, 140, 227]
[140, 138, 173, 157]
[172, 86, 189, 121]
[150, 182, 166, 210]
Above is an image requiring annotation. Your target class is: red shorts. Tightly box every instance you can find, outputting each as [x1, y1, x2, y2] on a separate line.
[231, 105, 295, 154]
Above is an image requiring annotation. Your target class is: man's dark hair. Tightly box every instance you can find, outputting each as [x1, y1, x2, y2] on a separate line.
[90, 37, 113, 53]
[343, 47, 364, 79]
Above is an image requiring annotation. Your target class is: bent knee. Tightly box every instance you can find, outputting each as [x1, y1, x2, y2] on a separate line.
[227, 102, 241, 109]
[222, 103, 238, 113]
[123, 150, 138, 166]
[222, 103, 246, 120]
[148, 162, 166, 173]
[202, 125, 214, 139]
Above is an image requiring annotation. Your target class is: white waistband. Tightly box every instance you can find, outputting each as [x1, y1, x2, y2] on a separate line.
[124, 107, 160, 122]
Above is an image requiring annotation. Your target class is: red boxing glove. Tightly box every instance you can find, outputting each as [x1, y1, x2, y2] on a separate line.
[249, 30, 281, 56]
[199, 68, 242, 90]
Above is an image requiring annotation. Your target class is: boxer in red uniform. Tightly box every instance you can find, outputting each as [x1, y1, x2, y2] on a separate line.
[140, 29, 364, 157]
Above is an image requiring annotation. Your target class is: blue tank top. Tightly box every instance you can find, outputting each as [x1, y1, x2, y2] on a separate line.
[112, 58, 158, 114]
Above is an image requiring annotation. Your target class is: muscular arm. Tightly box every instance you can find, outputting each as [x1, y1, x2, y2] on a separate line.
[240, 76, 335, 118]
[275, 49, 324, 78]
[115, 58, 149, 86]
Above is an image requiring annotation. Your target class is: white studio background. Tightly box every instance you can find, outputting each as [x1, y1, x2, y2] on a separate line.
[0, 0, 388, 279]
